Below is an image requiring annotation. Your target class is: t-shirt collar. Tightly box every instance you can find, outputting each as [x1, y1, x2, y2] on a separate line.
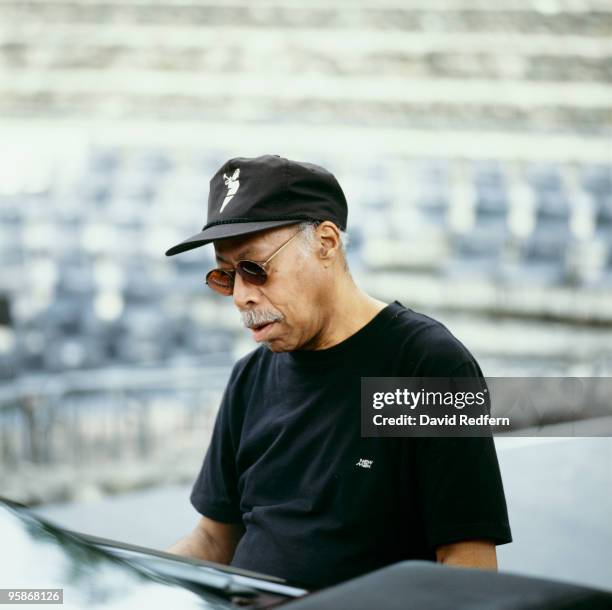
[282, 300, 405, 367]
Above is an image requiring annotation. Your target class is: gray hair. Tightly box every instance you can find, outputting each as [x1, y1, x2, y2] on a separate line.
[296, 220, 350, 270]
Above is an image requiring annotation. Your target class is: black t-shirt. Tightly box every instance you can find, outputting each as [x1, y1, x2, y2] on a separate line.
[190, 301, 512, 589]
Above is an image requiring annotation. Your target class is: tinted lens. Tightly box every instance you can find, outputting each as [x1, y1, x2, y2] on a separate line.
[237, 261, 268, 286]
[206, 269, 234, 295]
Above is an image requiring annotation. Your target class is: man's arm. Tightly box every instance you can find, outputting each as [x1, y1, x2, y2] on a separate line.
[166, 516, 245, 564]
[436, 539, 498, 570]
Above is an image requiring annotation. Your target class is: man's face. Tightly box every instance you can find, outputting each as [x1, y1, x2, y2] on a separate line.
[213, 225, 327, 352]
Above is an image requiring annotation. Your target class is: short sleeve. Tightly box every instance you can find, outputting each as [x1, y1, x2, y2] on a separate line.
[190, 367, 244, 524]
[409, 358, 513, 550]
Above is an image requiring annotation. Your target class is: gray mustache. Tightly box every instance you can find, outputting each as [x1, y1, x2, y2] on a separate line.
[242, 309, 284, 329]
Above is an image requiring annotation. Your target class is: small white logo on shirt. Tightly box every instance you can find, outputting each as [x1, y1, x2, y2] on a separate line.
[220, 168, 240, 213]
[356, 458, 373, 469]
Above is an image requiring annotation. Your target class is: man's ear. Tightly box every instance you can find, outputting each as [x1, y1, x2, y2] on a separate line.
[317, 222, 340, 261]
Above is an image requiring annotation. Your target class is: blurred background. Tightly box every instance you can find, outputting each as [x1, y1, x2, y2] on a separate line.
[0, 0, 611, 593]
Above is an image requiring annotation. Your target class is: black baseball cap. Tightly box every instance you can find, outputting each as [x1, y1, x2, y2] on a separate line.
[165, 154, 348, 256]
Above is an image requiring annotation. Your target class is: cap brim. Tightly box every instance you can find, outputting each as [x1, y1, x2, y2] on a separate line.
[165, 219, 302, 256]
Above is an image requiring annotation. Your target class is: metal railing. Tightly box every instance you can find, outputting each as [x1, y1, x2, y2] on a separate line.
[0, 363, 231, 468]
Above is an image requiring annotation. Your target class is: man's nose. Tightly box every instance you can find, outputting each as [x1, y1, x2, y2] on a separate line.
[232, 271, 260, 309]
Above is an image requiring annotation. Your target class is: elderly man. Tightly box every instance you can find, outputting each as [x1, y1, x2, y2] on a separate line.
[164, 154, 511, 589]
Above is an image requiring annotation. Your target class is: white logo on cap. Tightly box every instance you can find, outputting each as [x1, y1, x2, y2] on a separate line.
[220, 168, 240, 213]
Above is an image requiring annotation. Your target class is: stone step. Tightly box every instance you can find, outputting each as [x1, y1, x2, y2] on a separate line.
[3, 0, 610, 9]
[0, 2, 610, 35]
[3, 26, 611, 56]
[2, 29, 611, 82]
[361, 270, 612, 324]
[3, 71, 609, 106]
[2, 118, 609, 163]
[1, 71, 609, 129]
[0, 96, 606, 132]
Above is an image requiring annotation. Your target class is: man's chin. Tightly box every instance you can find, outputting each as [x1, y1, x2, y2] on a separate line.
[259, 336, 297, 352]
[262, 340, 286, 352]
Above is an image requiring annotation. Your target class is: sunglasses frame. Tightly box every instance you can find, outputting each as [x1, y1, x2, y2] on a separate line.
[205, 227, 304, 296]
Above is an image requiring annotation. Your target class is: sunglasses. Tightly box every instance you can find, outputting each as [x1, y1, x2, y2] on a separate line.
[205, 227, 304, 296]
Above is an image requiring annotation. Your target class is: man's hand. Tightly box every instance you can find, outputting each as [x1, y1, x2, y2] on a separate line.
[166, 516, 244, 564]
[435, 539, 498, 570]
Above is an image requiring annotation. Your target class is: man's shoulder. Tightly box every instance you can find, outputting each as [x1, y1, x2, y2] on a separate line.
[386, 302, 463, 348]
[386, 302, 477, 375]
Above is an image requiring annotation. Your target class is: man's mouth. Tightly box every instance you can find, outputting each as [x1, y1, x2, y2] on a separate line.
[251, 321, 277, 341]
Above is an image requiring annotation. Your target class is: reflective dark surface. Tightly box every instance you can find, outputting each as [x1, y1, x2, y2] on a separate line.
[0, 499, 303, 609]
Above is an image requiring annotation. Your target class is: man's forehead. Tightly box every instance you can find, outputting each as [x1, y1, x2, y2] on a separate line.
[214, 231, 270, 262]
